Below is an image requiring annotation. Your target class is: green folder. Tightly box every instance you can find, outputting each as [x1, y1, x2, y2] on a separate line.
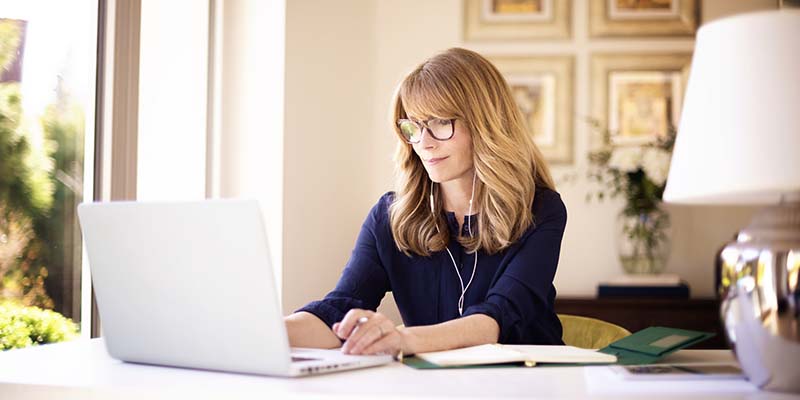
[598, 326, 716, 365]
[403, 326, 715, 369]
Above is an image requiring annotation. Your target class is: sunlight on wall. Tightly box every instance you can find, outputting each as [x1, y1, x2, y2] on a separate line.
[137, 0, 209, 201]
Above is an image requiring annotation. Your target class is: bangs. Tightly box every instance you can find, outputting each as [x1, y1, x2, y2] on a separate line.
[399, 69, 462, 121]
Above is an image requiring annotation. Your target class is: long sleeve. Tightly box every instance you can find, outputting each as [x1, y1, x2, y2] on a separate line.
[296, 195, 392, 329]
[461, 190, 567, 344]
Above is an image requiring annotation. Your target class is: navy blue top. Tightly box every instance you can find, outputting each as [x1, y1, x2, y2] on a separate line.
[297, 188, 567, 345]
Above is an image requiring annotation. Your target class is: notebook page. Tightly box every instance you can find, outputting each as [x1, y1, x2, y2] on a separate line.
[506, 345, 617, 364]
[416, 344, 527, 367]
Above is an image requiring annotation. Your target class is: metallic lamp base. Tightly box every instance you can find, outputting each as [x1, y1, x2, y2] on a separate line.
[719, 201, 800, 392]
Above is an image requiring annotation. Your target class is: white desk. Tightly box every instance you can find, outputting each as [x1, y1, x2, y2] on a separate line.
[0, 339, 795, 400]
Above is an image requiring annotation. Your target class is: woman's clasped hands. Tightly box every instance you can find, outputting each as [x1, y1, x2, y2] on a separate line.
[332, 309, 406, 359]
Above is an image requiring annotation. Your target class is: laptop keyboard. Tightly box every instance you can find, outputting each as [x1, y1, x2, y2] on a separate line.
[291, 356, 320, 362]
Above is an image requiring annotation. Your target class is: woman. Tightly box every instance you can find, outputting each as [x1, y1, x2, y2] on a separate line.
[285, 48, 567, 358]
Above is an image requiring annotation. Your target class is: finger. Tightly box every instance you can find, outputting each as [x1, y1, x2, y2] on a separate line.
[337, 309, 372, 339]
[361, 331, 401, 356]
[342, 314, 388, 353]
[346, 323, 386, 355]
[335, 309, 363, 339]
[359, 320, 399, 355]
[336, 309, 373, 340]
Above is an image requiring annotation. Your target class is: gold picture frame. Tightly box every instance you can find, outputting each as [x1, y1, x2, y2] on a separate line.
[492, 55, 574, 164]
[591, 53, 691, 146]
[589, 0, 698, 37]
[464, 0, 571, 41]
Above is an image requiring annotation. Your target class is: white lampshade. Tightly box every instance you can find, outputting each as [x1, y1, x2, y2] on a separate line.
[663, 11, 800, 205]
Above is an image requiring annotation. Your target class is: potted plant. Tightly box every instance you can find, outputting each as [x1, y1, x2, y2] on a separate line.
[586, 119, 676, 274]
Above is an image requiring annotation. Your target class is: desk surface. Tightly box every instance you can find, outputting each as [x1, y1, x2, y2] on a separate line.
[0, 339, 795, 400]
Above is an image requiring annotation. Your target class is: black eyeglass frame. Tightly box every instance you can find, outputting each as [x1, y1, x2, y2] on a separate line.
[396, 118, 456, 144]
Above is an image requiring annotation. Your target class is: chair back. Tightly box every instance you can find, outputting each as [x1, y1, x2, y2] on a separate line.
[558, 314, 631, 349]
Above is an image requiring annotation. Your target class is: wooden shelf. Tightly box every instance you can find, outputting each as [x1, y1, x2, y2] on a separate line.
[555, 297, 728, 349]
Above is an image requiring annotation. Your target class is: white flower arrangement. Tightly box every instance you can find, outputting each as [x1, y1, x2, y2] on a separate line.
[605, 146, 672, 186]
[582, 119, 676, 275]
[586, 119, 676, 215]
[641, 147, 672, 187]
[607, 146, 642, 173]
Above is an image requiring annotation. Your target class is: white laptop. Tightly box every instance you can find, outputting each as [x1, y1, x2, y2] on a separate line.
[77, 199, 393, 377]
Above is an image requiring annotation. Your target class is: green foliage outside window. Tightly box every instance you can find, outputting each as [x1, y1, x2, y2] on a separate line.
[0, 19, 55, 309]
[0, 301, 78, 350]
[0, 18, 82, 339]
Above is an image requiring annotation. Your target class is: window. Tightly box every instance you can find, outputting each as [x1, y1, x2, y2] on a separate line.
[0, 0, 98, 346]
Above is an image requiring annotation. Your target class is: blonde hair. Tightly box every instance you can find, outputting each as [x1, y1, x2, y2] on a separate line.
[389, 47, 555, 256]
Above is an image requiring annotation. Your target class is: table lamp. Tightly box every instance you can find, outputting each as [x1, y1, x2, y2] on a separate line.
[663, 10, 800, 392]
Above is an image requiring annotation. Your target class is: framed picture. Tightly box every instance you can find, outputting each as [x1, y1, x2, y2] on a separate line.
[589, 0, 698, 37]
[492, 55, 574, 164]
[464, 0, 571, 41]
[591, 53, 691, 146]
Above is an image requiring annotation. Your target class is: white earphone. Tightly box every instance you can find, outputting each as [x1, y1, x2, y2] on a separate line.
[430, 171, 478, 316]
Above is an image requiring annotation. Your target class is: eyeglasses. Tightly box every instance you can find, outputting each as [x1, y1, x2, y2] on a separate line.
[397, 118, 455, 144]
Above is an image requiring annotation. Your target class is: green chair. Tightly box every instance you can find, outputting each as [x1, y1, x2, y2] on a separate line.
[558, 314, 631, 349]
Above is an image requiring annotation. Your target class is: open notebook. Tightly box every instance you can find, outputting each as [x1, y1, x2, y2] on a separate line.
[416, 344, 617, 367]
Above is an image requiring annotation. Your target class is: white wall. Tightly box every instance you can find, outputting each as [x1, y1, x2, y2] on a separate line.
[278, 0, 778, 324]
[217, 0, 286, 298]
[128, 0, 778, 324]
[282, 0, 378, 314]
[137, 0, 208, 201]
